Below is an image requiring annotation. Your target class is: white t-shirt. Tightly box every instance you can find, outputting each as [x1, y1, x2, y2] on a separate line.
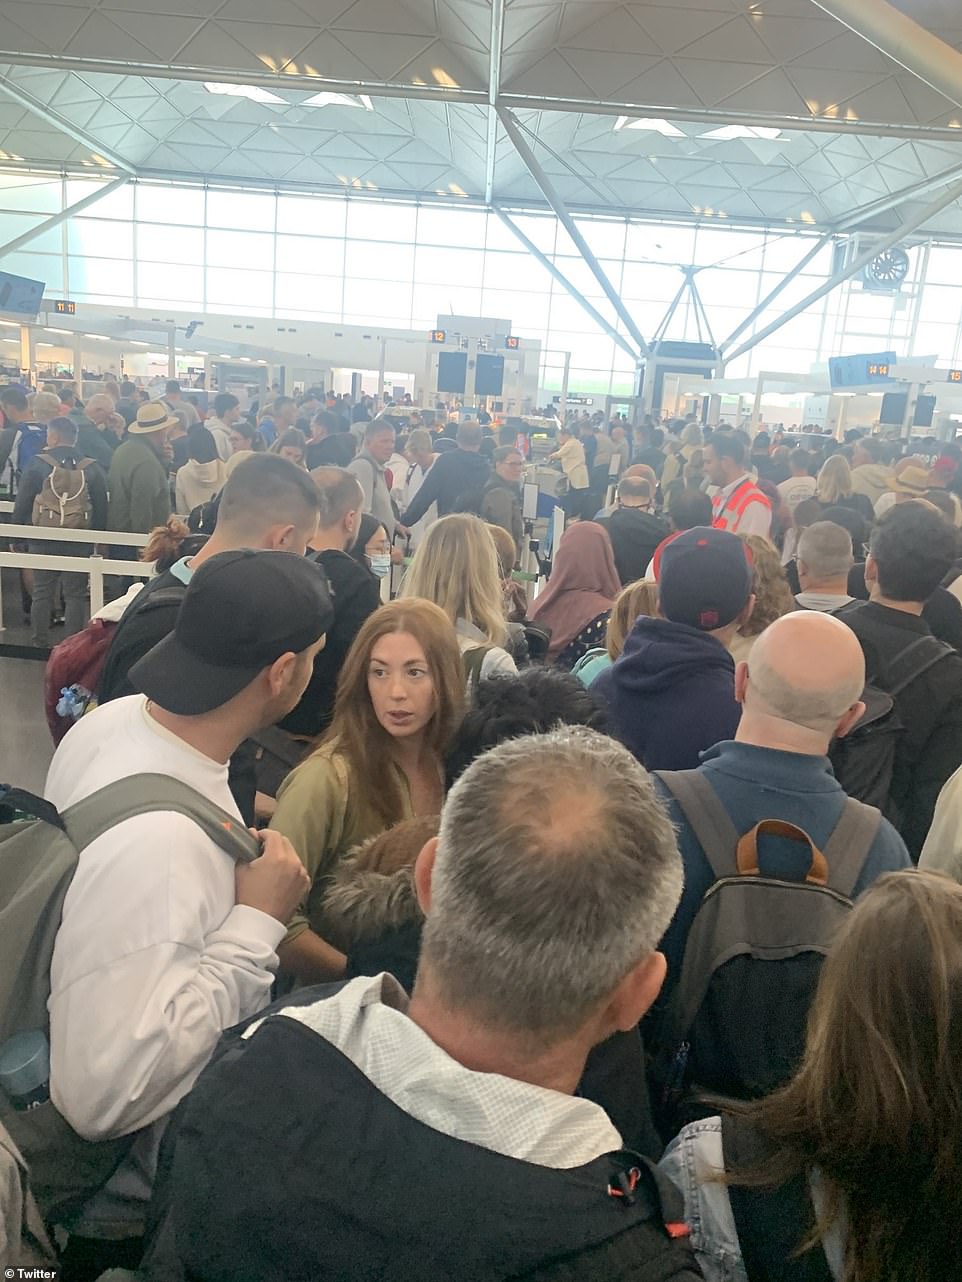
[45, 695, 283, 1223]
[777, 474, 817, 512]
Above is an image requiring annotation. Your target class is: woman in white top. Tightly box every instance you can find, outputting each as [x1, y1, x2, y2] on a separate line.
[548, 426, 591, 519]
[399, 514, 518, 686]
[175, 425, 227, 515]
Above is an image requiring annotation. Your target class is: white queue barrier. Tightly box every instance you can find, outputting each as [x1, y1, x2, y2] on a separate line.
[0, 521, 154, 635]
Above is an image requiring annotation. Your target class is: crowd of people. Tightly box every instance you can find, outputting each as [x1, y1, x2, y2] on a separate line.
[3, 391, 962, 1282]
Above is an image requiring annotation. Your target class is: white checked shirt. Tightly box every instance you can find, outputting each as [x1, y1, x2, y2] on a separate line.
[250, 974, 622, 1170]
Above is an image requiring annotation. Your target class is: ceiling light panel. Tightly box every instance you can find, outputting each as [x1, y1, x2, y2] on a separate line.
[204, 82, 286, 105]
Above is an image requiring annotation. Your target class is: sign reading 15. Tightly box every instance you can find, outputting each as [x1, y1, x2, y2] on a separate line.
[949, 369, 962, 383]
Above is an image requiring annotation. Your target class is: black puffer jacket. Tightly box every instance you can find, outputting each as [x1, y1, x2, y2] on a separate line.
[152, 987, 700, 1282]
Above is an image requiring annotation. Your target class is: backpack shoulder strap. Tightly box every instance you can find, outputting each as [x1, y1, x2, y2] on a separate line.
[61, 773, 259, 863]
[722, 1114, 834, 1282]
[461, 645, 491, 686]
[885, 633, 953, 697]
[655, 770, 740, 880]
[822, 798, 881, 898]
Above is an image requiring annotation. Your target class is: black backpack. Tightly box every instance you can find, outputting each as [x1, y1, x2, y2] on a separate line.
[654, 770, 880, 1130]
[830, 608, 955, 815]
[722, 1114, 833, 1282]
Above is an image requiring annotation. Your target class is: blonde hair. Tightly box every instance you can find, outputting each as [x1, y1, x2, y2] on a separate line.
[31, 391, 61, 421]
[817, 454, 854, 505]
[737, 534, 796, 639]
[400, 515, 507, 647]
[84, 392, 115, 418]
[607, 580, 658, 660]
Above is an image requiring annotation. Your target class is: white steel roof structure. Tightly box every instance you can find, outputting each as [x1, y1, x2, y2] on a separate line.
[0, 0, 960, 235]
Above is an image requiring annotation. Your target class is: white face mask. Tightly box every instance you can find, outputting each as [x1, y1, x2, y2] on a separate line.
[369, 553, 392, 578]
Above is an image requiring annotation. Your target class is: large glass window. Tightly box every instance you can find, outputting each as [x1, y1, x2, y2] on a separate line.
[206, 266, 274, 310]
[275, 272, 343, 317]
[482, 249, 551, 294]
[348, 200, 417, 243]
[344, 239, 416, 282]
[418, 205, 487, 249]
[0, 175, 63, 214]
[137, 262, 204, 307]
[19, 173, 962, 397]
[343, 278, 412, 322]
[75, 182, 134, 221]
[276, 194, 346, 237]
[206, 229, 274, 271]
[67, 256, 134, 300]
[206, 189, 275, 232]
[412, 283, 484, 328]
[275, 234, 344, 276]
[416, 244, 484, 287]
[3, 251, 63, 292]
[0, 212, 57, 251]
[67, 219, 134, 259]
[137, 223, 205, 266]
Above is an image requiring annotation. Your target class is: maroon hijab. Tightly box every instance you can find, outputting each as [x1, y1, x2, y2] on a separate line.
[530, 522, 621, 659]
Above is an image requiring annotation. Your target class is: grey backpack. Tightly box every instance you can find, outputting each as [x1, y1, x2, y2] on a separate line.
[655, 770, 880, 1122]
[0, 775, 259, 1230]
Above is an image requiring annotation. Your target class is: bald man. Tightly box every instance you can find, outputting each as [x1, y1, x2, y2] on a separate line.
[653, 611, 911, 1011]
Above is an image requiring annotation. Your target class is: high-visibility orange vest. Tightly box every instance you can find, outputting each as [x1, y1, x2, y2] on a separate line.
[712, 477, 771, 532]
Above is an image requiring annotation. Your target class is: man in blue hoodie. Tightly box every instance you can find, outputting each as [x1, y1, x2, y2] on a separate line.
[591, 527, 754, 770]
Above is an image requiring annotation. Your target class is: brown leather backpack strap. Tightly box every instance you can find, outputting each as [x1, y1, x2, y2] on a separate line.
[736, 819, 829, 886]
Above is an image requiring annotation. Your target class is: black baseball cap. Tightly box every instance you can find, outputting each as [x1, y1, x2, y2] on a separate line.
[654, 527, 753, 632]
[130, 549, 334, 715]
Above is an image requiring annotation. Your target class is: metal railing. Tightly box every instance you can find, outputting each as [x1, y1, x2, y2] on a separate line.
[0, 522, 154, 634]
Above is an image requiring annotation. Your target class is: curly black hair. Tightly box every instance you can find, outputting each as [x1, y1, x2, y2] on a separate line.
[445, 666, 609, 788]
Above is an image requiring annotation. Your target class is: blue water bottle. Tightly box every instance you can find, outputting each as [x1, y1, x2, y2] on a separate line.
[0, 1030, 51, 1110]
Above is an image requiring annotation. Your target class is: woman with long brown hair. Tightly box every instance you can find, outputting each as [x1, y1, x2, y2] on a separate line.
[270, 598, 465, 985]
[659, 870, 962, 1282]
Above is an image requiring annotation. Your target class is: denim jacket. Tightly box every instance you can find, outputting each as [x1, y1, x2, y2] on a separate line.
[658, 1116, 844, 1282]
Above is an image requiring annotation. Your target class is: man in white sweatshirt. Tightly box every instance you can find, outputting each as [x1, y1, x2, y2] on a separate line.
[44, 548, 332, 1276]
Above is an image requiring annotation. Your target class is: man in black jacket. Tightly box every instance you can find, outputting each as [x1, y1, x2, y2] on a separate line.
[280, 467, 381, 737]
[305, 409, 356, 470]
[398, 419, 490, 528]
[154, 728, 699, 1282]
[599, 476, 669, 585]
[0, 384, 33, 477]
[13, 414, 108, 646]
[838, 501, 962, 858]
[97, 455, 324, 823]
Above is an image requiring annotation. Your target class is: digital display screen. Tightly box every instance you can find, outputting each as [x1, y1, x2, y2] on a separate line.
[429, 329, 447, 343]
[0, 271, 45, 319]
[828, 351, 897, 389]
[475, 353, 505, 396]
[437, 351, 467, 394]
[949, 369, 962, 383]
[54, 300, 76, 315]
[505, 336, 520, 350]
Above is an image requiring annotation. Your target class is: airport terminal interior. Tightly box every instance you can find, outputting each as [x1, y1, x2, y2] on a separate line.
[3, 1, 962, 1279]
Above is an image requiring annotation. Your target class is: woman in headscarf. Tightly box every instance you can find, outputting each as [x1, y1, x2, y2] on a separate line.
[529, 521, 621, 669]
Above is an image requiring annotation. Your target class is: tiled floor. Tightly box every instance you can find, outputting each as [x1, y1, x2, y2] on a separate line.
[0, 656, 53, 794]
